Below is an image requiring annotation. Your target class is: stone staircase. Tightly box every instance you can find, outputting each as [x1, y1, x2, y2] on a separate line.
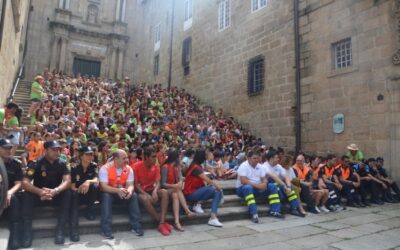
[5, 80, 276, 239]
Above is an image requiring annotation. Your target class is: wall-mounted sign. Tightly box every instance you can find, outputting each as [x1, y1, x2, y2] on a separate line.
[333, 113, 345, 134]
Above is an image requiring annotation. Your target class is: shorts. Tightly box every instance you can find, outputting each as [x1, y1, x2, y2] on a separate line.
[31, 98, 41, 103]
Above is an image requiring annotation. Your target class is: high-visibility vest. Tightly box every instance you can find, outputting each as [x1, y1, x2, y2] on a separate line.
[107, 164, 131, 188]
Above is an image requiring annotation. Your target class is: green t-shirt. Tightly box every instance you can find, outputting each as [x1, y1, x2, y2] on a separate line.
[30, 81, 43, 99]
[0, 108, 5, 125]
[346, 150, 364, 162]
[7, 116, 19, 128]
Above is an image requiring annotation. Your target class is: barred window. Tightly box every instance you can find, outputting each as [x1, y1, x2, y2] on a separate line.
[182, 37, 192, 75]
[154, 54, 159, 76]
[184, 0, 193, 31]
[252, 0, 267, 12]
[333, 38, 352, 69]
[218, 0, 230, 31]
[248, 55, 264, 96]
[154, 23, 161, 51]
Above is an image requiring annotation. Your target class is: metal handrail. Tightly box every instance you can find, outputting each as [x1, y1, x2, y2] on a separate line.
[7, 59, 25, 103]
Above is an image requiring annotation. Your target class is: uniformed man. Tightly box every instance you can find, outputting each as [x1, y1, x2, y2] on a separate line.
[99, 149, 143, 239]
[21, 140, 71, 247]
[236, 150, 284, 223]
[0, 139, 23, 249]
[318, 154, 344, 211]
[376, 157, 400, 201]
[70, 146, 99, 242]
[334, 155, 364, 207]
[261, 150, 306, 217]
[354, 159, 383, 205]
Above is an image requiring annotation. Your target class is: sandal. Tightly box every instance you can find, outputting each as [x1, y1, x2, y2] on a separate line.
[186, 211, 196, 219]
[174, 223, 185, 232]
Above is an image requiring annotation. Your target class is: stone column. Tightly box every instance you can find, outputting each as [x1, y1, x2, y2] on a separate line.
[59, 0, 64, 8]
[50, 36, 60, 70]
[65, 0, 70, 9]
[59, 38, 68, 72]
[121, 0, 126, 22]
[115, 0, 121, 21]
[117, 48, 124, 79]
[109, 47, 117, 79]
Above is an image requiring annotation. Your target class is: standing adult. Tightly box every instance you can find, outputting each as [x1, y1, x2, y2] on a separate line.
[28, 75, 45, 118]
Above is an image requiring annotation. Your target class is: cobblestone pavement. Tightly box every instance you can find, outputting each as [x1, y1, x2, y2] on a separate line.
[24, 203, 400, 250]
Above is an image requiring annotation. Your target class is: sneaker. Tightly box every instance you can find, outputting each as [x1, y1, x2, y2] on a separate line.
[192, 203, 204, 214]
[268, 211, 285, 219]
[158, 223, 170, 236]
[131, 228, 144, 236]
[335, 205, 345, 211]
[251, 214, 259, 223]
[319, 206, 330, 213]
[208, 218, 223, 227]
[327, 205, 337, 212]
[290, 209, 306, 218]
[165, 223, 173, 232]
[101, 231, 114, 240]
[314, 206, 321, 213]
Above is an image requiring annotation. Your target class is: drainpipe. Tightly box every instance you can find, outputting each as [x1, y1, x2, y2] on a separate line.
[293, 0, 301, 154]
[167, 0, 175, 91]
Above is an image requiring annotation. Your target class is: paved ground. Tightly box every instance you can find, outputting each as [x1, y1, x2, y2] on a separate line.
[21, 203, 400, 250]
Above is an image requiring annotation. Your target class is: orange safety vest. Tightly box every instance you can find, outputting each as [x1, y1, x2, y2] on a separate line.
[107, 165, 131, 188]
[293, 164, 311, 181]
[336, 164, 350, 180]
[322, 165, 335, 177]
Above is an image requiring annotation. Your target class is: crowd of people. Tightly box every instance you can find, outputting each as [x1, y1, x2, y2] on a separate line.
[0, 70, 399, 249]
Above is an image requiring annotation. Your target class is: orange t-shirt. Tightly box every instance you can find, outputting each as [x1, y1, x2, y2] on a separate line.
[132, 161, 160, 192]
[25, 141, 45, 161]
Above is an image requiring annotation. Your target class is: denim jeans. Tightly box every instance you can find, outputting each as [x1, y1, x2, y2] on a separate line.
[100, 192, 142, 234]
[185, 186, 221, 214]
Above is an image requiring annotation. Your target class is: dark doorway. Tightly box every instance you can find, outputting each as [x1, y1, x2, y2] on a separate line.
[73, 58, 101, 77]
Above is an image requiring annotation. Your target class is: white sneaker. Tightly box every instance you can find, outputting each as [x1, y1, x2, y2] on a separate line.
[319, 206, 330, 213]
[192, 203, 204, 214]
[314, 206, 321, 213]
[208, 218, 223, 227]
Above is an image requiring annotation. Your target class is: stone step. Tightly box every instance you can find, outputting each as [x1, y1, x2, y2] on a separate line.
[27, 193, 257, 220]
[30, 205, 270, 239]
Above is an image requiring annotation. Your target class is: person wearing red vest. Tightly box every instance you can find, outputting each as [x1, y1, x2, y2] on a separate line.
[133, 147, 171, 236]
[160, 149, 196, 232]
[183, 149, 224, 227]
[99, 149, 143, 239]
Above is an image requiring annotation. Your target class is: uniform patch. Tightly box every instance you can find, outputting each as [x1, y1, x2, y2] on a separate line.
[42, 171, 47, 177]
[28, 169, 34, 176]
[76, 175, 80, 181]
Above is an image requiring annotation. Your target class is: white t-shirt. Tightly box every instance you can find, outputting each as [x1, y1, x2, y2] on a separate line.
[285, 167, 296, 181]
[262, 161, 286, 180]
[236, 160, 265, 188]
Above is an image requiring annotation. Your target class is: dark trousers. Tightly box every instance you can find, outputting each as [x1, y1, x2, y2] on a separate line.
[299, 183, 315, 210]
[71, 185, 98, 228]
[100, 192, 142, 234]
[22, 190, 71, 230]
[3, 192, 22, 223]
[326, 183, 341, 206]
[359, 180, 381, 202]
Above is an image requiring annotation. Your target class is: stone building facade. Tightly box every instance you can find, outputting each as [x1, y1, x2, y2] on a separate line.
[0, 0, 30, 105]
[24, 0, 143, 80]
[132, 0, 400, 179]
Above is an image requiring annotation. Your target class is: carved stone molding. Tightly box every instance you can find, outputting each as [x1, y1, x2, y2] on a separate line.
[393, 0, 400, 65]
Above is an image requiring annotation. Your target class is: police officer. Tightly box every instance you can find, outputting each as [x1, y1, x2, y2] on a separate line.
[70, 146, 99, 242]
[21, 140, 71, 247]
[0, 139, 23, 249]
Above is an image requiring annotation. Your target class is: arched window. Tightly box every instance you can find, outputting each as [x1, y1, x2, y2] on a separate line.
[87, 4, 99, 23]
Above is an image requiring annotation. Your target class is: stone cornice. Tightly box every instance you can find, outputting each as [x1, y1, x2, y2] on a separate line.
[49, 21, 129, 42]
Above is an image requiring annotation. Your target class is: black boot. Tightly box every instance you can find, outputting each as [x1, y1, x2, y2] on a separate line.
[8, 222, 20, 249]
[54, 223, 65, 245]
[21, 220, 32, 248]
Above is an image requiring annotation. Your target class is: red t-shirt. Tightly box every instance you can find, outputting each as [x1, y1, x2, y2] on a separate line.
[133, 161, 160, 192]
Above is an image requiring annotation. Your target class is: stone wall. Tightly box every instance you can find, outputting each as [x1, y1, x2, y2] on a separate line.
[0, 0, 30, 105]
[298, 0, 399, 176]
